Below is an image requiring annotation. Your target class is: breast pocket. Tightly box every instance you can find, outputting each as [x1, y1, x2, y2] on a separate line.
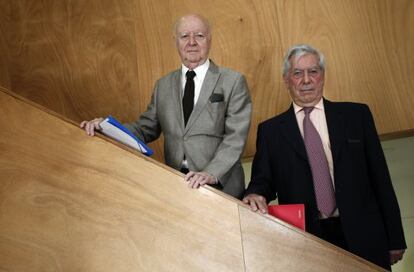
[207, 101, 226, 113]
[200, 101, 226, 134]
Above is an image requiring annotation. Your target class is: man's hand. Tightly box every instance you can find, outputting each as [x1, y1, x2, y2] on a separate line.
[184, 171, 218, 189]
[80, 118, 104, 136]
[390, 249, 405, 265]
[242, 194, 268, 214]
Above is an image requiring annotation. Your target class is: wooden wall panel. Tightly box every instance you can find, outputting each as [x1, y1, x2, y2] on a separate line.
[0, 1, 11, 89]
[5, 0, 414, 161]
[8, 0, 141, 132]
[0, 88, 384, 271]
[275, 0, 414, 135]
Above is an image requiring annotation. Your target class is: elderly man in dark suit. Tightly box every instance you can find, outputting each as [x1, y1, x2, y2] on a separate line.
[81, 14, 251, 199]
[243, 44, 406, 270]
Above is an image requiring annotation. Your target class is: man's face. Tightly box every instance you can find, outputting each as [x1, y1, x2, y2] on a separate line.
[175, 15, 211, 69]
[284, 53, 324, 107]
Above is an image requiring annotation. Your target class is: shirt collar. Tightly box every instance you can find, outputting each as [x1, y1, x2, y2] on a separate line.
[181, 59, 210, 79]
[293, 98, 325, 115]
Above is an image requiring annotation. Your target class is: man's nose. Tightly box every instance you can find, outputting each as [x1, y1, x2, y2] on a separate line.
[188, 35, 197, 45]
[303, 71, 311, 83]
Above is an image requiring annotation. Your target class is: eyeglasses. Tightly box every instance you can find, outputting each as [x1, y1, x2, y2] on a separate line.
[177, 32, 208, 42]
[292, 67, 322, 79]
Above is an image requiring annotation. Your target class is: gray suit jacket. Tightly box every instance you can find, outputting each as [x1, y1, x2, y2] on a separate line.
[125, 61, 252, 199]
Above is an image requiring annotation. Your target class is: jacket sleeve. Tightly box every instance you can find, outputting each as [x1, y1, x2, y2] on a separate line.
[362, 104, 406, 250]
[244, 122, 277, 202]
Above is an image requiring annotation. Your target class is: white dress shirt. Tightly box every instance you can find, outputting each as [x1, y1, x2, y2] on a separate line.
[181, 59, 210, 105]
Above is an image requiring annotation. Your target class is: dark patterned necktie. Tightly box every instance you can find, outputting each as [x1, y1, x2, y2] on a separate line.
[182, 70, 196, 126]
[303, 107, 336, 217]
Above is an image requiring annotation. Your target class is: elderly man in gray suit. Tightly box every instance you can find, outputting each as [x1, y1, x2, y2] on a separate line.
[81, 14, 252, 199]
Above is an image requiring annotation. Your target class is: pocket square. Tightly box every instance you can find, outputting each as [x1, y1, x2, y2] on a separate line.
[209, 93, 224, 103]
[347, 139, 361, 143]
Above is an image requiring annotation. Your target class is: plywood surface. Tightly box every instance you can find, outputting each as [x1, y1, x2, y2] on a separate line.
[274, 0, 414, 139]
[0, 88, 244, 271]
[239, 207, 385, 272]
[0, 88, 387, 271]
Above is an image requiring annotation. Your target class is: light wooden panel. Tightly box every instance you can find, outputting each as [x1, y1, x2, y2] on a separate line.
[4, 0, 414, 161]
[239, 207, 385, 272]
[275, 0, 414, 135]
[0, 88, 385, 271]
[0, 88, 244, 271]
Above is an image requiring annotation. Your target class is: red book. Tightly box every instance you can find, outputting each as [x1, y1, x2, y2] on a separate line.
[268, 204, 306, 230]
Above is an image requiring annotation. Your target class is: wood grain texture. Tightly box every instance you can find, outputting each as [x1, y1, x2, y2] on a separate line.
[8, 0, 145, 144]
[0, 0, 11, 89]
[3, 0, 414, 160]
[239, 207, 385, 272]
[0, 87, 385, 271]
[275, 0, 414, 135]
[0, 87, 244, 271]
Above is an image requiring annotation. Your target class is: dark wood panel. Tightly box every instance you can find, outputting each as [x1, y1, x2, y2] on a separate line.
[0, 0, 11, 89]
[9, 0, 140, 124]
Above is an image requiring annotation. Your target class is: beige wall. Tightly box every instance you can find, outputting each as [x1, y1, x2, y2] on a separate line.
[1, 0, 413, 161]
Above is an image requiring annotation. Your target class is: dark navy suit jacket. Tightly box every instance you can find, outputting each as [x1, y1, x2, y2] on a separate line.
[245, 98, 406, 269]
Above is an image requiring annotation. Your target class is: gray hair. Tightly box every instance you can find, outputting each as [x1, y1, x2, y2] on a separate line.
[282, 44, 325, 77]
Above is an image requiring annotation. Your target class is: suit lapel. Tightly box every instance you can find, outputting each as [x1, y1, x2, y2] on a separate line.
[281, 105, 308, 160]
[324, 99, 345, 163]
[171, 70, 185, 132]
[280, 99, 346, 165]
[184, 61, 219, 133]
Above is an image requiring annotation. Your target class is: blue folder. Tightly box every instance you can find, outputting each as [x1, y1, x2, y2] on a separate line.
[102, 115, 153, 156]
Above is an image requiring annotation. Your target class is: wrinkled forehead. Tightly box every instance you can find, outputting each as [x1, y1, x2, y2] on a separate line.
[175, 16, 209, 34]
